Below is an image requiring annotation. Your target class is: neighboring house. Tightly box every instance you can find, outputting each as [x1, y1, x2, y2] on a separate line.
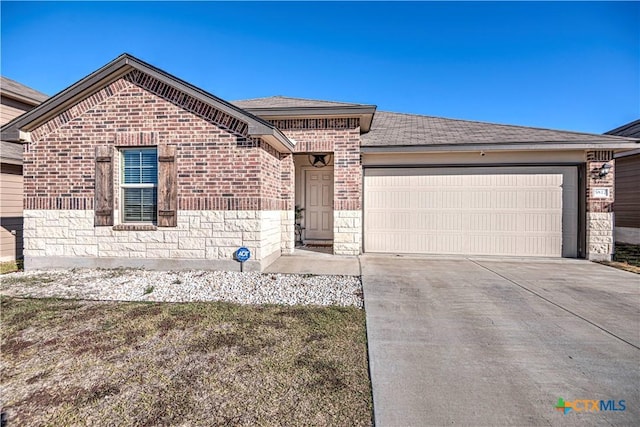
[1, 54, 638, 271]
[0, 77, 48, 262]
[606, 119, 640, 245]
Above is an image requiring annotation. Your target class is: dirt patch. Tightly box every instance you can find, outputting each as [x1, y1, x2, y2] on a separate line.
[596, 261, 640, 274]
[0, 297, 372, 426]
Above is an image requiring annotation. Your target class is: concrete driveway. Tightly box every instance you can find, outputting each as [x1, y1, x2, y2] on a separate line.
[362, 256, 639, 426]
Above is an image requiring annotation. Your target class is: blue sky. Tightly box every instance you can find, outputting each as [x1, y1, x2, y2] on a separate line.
[1, 1, 638, 133]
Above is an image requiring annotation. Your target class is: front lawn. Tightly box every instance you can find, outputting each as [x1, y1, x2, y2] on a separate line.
[0, 297, 372, 426]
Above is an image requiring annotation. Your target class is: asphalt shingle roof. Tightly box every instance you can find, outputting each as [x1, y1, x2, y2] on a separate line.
[606, 119, 640, 138]
[232, 96, 367, 109]
[362, 111, 637, 146]
[1, 76, 49, 104]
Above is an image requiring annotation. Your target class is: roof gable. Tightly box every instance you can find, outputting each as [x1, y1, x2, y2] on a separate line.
[1, 54, 293, 152]
[362, 111, 639, 150]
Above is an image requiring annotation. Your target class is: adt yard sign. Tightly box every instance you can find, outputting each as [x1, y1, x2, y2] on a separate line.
[236, 247, 251, 262]
[235, 247, 251, 272]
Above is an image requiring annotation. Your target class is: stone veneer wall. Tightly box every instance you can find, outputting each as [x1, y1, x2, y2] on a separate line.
[333, 210, 361, 256]
[23, 210, 283, 271]
[281, 210, 295, 254]
[585, 150, 615, 261]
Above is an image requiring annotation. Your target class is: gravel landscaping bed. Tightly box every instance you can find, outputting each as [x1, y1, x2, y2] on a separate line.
[1, 268, 364, 307]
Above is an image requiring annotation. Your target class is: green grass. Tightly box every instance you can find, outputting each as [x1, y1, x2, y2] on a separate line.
[0, 297, 372, 426]
[0, 259, 23, 274]
[613, 243, 640, 267]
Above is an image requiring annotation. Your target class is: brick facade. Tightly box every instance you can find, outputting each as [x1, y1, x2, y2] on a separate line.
[585, 150, 615, 214]
[24, 74, 291, 212]
[585, 150, 615, 260]
[275, 119, 363, 254]
[274, 120, 362, 211]
[22, 71, 295, 270]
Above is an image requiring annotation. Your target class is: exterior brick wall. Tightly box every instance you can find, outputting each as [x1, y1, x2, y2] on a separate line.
[585, 150, 615, 260]
[280, 153, 294, 211]
[24, 73, 290, 211]
[274, 118, 363, 254]
[275, 121, 362, 211]
[333, 128, 362, 211]
[586, 150, 615, 214]
[270, 118, 359, 153]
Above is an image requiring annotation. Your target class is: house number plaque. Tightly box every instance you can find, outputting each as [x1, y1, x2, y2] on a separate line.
[592, 188, 610, 198]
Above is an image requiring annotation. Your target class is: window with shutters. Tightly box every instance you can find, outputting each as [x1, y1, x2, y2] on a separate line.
[120, 148, 158, 223]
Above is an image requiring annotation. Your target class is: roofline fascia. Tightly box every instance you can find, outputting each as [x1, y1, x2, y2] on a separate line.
[247, 124, 295, 152]
[614, 148, 640, 158]
[0, 90, 47, 106]
[0, 128, 19, 142]
[360, 142, 640, 153]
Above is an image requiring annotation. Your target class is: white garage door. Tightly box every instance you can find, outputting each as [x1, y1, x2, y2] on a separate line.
[364, 166, 578, 257]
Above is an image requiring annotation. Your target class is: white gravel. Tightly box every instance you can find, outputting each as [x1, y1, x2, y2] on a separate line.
[0, 268, 364, 308]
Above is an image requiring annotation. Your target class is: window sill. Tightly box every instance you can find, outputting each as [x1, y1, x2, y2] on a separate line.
[112, 224, 157, 231]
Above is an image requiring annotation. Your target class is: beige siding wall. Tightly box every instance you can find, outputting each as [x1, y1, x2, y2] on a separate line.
[362, 150, 586, 166]
[0, 98, 33, 125]
[1, 95, 40, 261]
[614, 154, 640, 229]
[1, 164, 23, 261]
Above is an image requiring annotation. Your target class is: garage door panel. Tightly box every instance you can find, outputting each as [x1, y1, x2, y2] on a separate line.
[364, 167, 578, 257]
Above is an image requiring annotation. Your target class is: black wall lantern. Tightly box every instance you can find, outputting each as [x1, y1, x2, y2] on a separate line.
[598, 163, 612, 177]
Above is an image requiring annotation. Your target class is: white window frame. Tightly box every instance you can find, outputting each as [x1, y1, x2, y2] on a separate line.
[120, 147, 158, 224]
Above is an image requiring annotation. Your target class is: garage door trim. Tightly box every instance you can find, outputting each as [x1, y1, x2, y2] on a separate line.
[363, 164, 582, 258]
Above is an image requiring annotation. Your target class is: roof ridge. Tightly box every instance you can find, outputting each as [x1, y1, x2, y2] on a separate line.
[269, 95, 362, 106]
[375, 110, 636, 141]
[232, 95, 365, 106]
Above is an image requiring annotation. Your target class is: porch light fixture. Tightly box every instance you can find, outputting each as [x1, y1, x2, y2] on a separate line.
[308, 153, 333, 168]
[598, 163, 611, 177]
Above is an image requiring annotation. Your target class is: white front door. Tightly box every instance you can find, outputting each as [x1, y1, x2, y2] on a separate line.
[305, 168, 334, 240]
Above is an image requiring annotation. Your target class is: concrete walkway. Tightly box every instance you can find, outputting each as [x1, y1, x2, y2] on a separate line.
[263, 248, 360, 276]
[362, 255, 640, 426]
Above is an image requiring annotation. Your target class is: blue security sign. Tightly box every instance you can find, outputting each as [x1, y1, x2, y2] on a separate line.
[235, 247, 251, 262]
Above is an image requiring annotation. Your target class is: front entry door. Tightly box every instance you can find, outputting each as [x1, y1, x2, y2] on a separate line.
[305, 168, 334, 240]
